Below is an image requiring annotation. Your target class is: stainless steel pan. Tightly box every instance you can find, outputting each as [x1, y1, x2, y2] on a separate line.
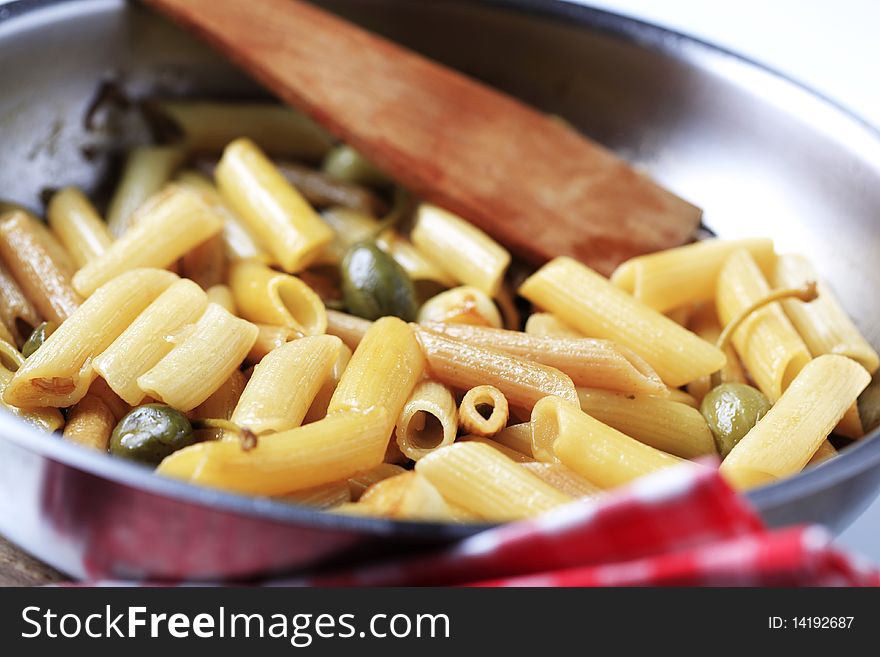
[0, 0, 878, 581]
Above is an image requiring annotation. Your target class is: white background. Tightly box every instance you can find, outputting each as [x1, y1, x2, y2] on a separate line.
[570, 0, 879, 559]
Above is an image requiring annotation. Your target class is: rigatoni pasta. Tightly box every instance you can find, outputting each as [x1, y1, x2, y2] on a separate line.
[395, 380, 457, 460]
[47, 187, 113, 268]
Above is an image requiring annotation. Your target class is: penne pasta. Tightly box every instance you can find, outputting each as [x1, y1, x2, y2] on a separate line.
[328, 317, 425, 438]
[216, 138, 334, 272]
[2, 268, 176, 408]
[489, 422, 533, 457]
[277, 481, 351, 509]
[411, 204, 510, 297]
[533, 395, 683, 486]
[806, 440, 838, 467]
[229, 260, 327, 337]
[189, 369, 248, 442]
[519, 257, 726, 387]
[325, 309, 371, 350]
[62, 393, 115, 451]
[347, 463, 408, 501]
[205, 284, 236, 314]
[576, 387, 716, 459]
[520, 462, 602, 498]
[46, 187, 113, 268]
[421, 321, 667, 396]
[417, 286, 503, 328]
[610, 238, 776, 313]
[157, 407, 389, 495]
[0, 211, 81, 324]
[231, 335, 342, 435]
[395, 380, 457, 460]
[106, 146, 186, 236]
[717, 249, 811, 402]
[0, 259, 41, 346]
[415, 442, 570, 521]
[524, 313, 585, 339]
[458, 385, 508, 437]
[773, 254, 879, 374]
[304, 342, 352, 424]
[458, 436, 535, 463]
[73, 186, 225, 297]
[376, 230, 456, 287]
[138, 303, 258, 412]
[720, 355, 871, 490]
[835, 403, 864, 440]
[154, 101, 334, 159]
[359, 471, 468, 521]
[416, 327, 579, 410]
[245, 324, 295, 364]
[93, 278, 208, 405]
[0, 346, 64, 433]
[180, 234, 227, 290]
[315, 206, 380, 266]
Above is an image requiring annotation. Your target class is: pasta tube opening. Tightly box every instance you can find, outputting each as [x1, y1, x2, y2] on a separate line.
[395, 380, 457, 460]
[458, 385, 508, 437]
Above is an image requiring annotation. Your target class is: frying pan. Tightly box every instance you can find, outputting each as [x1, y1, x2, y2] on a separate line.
[0, 0, 878, 581]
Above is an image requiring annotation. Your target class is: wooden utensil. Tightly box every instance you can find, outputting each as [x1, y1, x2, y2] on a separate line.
[144, 0, 701, 274]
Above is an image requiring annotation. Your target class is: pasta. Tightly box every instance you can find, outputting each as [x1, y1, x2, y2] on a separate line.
[0, 259, 41, 346]
[610, 238, 775, 313]
[395, 380, 458, 460]
[520, 462, 602, 498]
[62, 393, 115, 451]
[229, 260, 327, 336]
[716, 249, 811, 402]
[524, 313, 585, 339]
[215, 138, 334, 272]
[0, 345, 64, 433]
[458, 385, 508, 437]
[73, 186, 225, 297]
[720, 355, 871, 490]
[519, 257, 726, 387]
[47, 187, 113, 268]
[411, 204, 510, 297]
[458, 436, 535, 463]
[138, 303, 258, 412]
[686, 301, 747, 402]
[325, 309, 371, 350]
[303, 342, 352, 424]
[416, 286, 503, 328]
[2, 268, 176, 408]
[348, 463, 408, 501]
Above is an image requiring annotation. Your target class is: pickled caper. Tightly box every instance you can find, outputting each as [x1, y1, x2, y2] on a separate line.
[340, 241, 417, 321]
[701, 383, 771, 458]
[109, 404, 196, 466]
[21, 321, 57, 358]
[323, 145, 390, 188]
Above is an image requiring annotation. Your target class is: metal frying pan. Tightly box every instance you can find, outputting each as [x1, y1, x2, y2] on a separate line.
[0, 0, 877, 581]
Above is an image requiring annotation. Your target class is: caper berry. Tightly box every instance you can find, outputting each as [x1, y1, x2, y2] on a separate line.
[109, 404, 195, 466]
[21, 321, 57, 358]
[701, 383, 771, 458]
[340, 241, 417, 321]
[322, 145, 390, 188]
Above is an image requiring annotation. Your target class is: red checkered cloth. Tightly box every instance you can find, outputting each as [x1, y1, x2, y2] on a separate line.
[283, 464, 878, 587]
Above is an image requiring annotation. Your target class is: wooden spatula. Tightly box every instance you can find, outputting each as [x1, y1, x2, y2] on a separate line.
[144, 0, 701, 275]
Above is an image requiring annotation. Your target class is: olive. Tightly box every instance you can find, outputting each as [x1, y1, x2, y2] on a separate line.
[340, 241, 417, 321]
[701, 383, 772, 458]
[109, 404, 196, 466]
[322, 145, 390, 188]
[21, 321, 57, 358]
[858, 376, 880, 434]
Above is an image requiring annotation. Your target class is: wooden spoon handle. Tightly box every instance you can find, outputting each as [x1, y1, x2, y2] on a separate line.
[145, 0, 701, 273]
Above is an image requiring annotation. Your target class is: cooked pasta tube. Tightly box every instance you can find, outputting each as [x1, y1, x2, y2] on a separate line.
[686, 302, 747, 402]
[138, 303, 258, 412]
[245, 324, 296, 364]
[0, 356, 64, 433]
[229, 260, 327, 337]
[0, 211, 81, 323]
[717, 249, 811, 402]
[188, 369, 248, 441]
[458, 436, 534, 463]
[2, 268, 176, 408]
[46, 187, 113, 268]
[576, 387, 716, 459]
[458, 385, 508, 437]
[325, 309, 371, 350]
[154, 101, 333, 159]
[411, 204, 511, 297]
[533, 396, 683, 486]
[93, 278, 208, 405]
[157, 407, 389, 495]
[0, 260, 41, 346]
[519, 257, 726, 387]
[520, 462, 602, 498]
[490, 422, 533, 456]
[720, 355, 871, 490]
[421, 321, 667, 396]
[663, 387, 699, 408]
[417, 286, 502, 328]
[205, 284, 236, 314]
[62, 393, 115, 451]
[416, 327, 579, 410]
[304, 342, 351, 424]
[347, 463, 408, 501]
[106, 146, 186, 236]
[773, 254, 879, 373]
[328, 317, 424, 440]
[524, 313, 585, 338]
[807, 440, 838, 467]
[86, 377, 130, 422]
[0, 322, 13, 347]
[176, 171, 268, 262]
[610, 238, 776, 313]
[360, 471, 468, 521]
[73, 186, 225, 297]
[316, 206, 380, 266]
[277, 481, 351, 509]
[180, 234, 226, 290]
[395, 380, 457, 460]
[376, 230, 456, 287]
[231, 335, 342, 435]
[665, 305, 693, 327]
[835, 403, 864, 440]
[415, 442, 571, 521]
[216, 138, 334, 272]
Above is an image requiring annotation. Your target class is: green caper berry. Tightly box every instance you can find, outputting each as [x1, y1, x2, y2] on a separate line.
[109, 403, 196, 466]
[340, 241, 417, 321]
[701, 383, 772, 458]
